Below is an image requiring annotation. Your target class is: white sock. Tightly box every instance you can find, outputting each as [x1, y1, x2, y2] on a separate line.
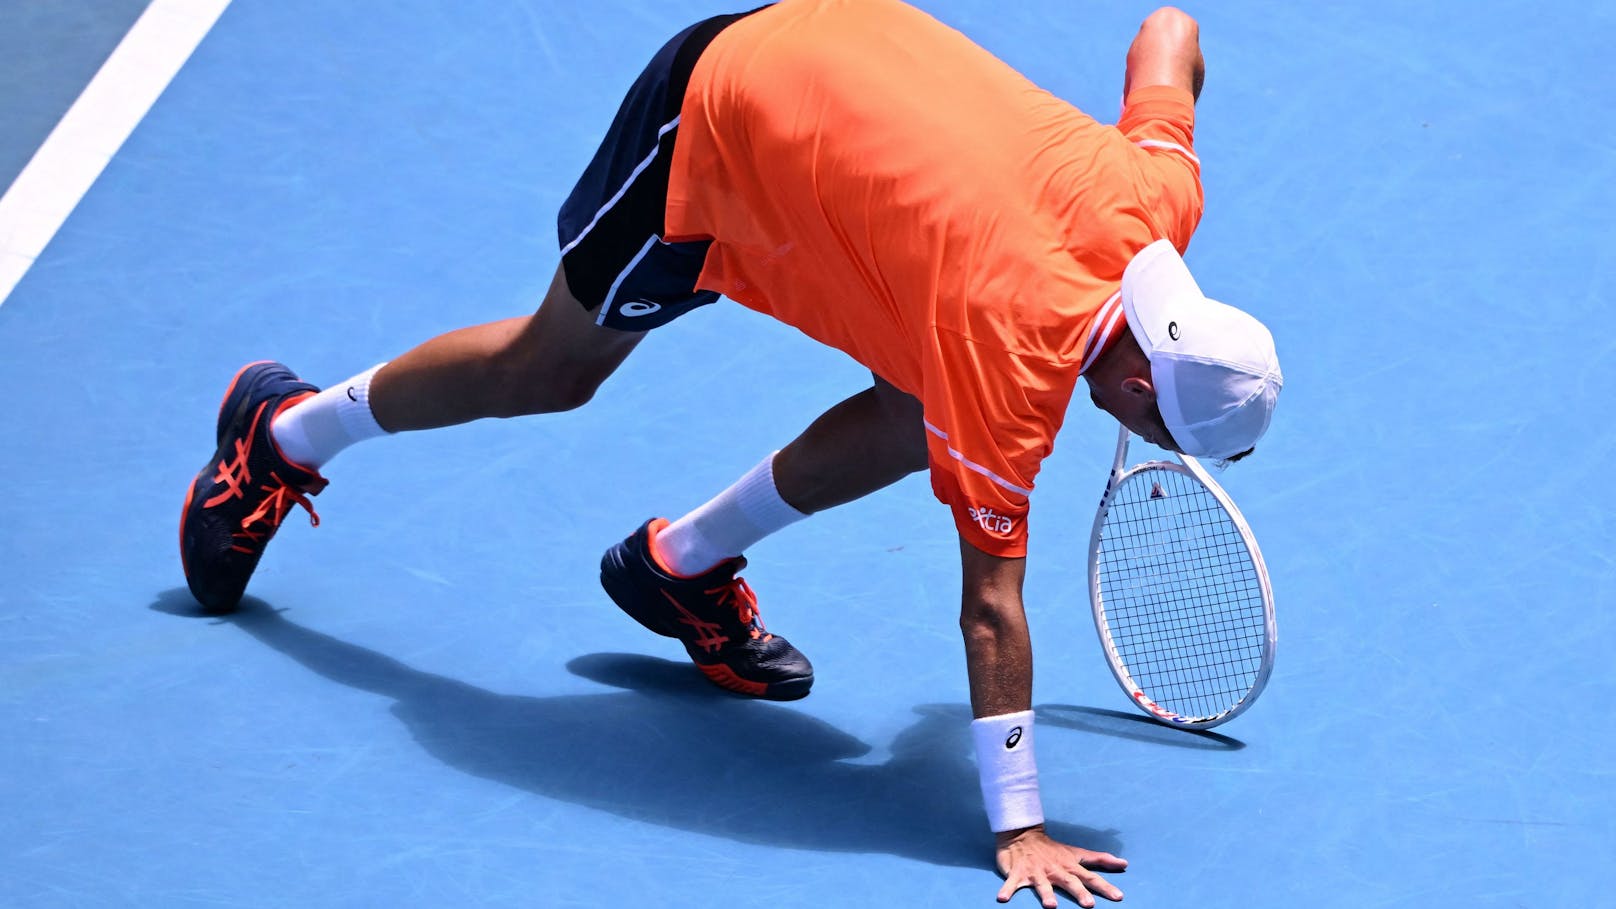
[270, 363, 391, 468]
[656, 452, 809, 576]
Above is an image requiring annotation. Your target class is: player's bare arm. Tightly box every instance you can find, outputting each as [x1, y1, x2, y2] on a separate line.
[1123, 6, 1204, 101]
[958, 540, 1033, 719]
[959, 541, 1127, 908]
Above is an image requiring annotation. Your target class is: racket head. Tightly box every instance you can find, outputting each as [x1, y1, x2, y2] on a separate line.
[1087, 432, 1276, 729]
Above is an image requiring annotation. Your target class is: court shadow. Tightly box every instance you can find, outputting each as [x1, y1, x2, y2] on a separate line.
[1036, 704, 1246, 751]
[149, 589, 1122, 869]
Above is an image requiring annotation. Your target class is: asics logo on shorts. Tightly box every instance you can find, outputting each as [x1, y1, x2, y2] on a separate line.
[619, 299, 663, 317]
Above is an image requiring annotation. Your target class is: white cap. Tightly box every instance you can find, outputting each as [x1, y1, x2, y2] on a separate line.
[1120, 240, 1283, 460]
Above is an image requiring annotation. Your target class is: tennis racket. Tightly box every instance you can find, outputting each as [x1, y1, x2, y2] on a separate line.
[1087, 424, 1276, 729]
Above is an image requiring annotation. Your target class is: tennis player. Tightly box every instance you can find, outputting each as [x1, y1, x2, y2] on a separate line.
[181, 1, 1281, 904]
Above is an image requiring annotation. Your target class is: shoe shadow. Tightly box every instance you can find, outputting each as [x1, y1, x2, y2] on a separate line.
[150, 589, 1122, 869]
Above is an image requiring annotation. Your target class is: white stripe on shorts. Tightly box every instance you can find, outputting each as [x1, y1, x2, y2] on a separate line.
[596, 235, 662, 325]
[559, 114, 681, 258]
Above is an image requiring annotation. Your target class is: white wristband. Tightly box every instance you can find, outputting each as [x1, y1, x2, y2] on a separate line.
[971, 709, 1044, 833]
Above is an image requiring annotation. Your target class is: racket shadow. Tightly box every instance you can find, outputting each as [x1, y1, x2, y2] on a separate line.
[1036, 704, 1246, 751]
[149, 589, 1124, 868]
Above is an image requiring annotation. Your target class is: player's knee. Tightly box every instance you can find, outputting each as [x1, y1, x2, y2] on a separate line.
[485, 352, 601, 416]
[538, 377, 600, 413]
[513, 376, 599, 415]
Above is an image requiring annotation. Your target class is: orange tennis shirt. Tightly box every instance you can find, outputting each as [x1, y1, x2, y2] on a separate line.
[664, 0, 1204, 556]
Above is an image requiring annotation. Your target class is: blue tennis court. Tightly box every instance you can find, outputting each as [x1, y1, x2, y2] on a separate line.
[2, 2, 1611, 907]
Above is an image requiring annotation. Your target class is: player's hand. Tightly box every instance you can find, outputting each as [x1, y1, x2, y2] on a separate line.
[994, 825, 1127, 908]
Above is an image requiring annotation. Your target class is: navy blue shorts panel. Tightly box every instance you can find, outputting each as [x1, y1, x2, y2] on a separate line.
[556, 11, 755, 332]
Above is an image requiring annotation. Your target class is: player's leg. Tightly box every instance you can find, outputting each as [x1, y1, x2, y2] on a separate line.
[181, 9, 748, 614]
[651, 373, 926, 575]
[178, 268, 641, 614]
[601, 374, 926, 701]
[368, 270, 638, 430]
[774, 373, 928, 513]
[269, 266, 640, 476]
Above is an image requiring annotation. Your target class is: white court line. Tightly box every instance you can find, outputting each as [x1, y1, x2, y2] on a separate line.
[0, 0, 231, 308]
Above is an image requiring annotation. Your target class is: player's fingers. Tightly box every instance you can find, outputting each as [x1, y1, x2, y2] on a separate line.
[1050, 874, 1094, 909]
[1076, 868, 1124, 903]
[1051, 868, 1090, 905]
[1079, 850, 1129, 872]
[1034, 876, 1062, 909]
[996, 874, 1027, 904]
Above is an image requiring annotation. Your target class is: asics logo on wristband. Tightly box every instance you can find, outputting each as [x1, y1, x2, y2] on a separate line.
[1005, 726, 1022, 749]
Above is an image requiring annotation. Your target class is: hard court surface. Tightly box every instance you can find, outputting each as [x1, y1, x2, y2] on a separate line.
[1, 2, 1611, 907]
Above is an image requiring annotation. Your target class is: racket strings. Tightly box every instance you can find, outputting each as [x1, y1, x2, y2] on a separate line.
[1096, 467, 1267, 722]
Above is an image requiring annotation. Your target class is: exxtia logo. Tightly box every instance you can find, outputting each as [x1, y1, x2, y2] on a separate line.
[967, 505, 1016, 536]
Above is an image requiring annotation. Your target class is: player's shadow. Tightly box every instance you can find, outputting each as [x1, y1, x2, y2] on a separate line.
[150, 590, 1121, 868]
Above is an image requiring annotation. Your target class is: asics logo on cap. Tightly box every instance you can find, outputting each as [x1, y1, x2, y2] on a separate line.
[620, 300, 662, 317]
[1168, 321, 1180, 341]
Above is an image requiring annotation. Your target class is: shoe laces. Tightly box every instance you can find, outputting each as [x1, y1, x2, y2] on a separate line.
[706, 576, 772, 642]
[231, 471, 320, 554]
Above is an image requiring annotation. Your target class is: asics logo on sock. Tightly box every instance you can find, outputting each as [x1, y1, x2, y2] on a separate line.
[967, 506, 1016, 536]
[620, 300, 662, 317]
[346, 387, 358, 402]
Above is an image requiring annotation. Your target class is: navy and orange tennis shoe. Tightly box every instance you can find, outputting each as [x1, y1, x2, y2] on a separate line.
[601, 519, 814, 700]
[180, 361, 327, 613]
